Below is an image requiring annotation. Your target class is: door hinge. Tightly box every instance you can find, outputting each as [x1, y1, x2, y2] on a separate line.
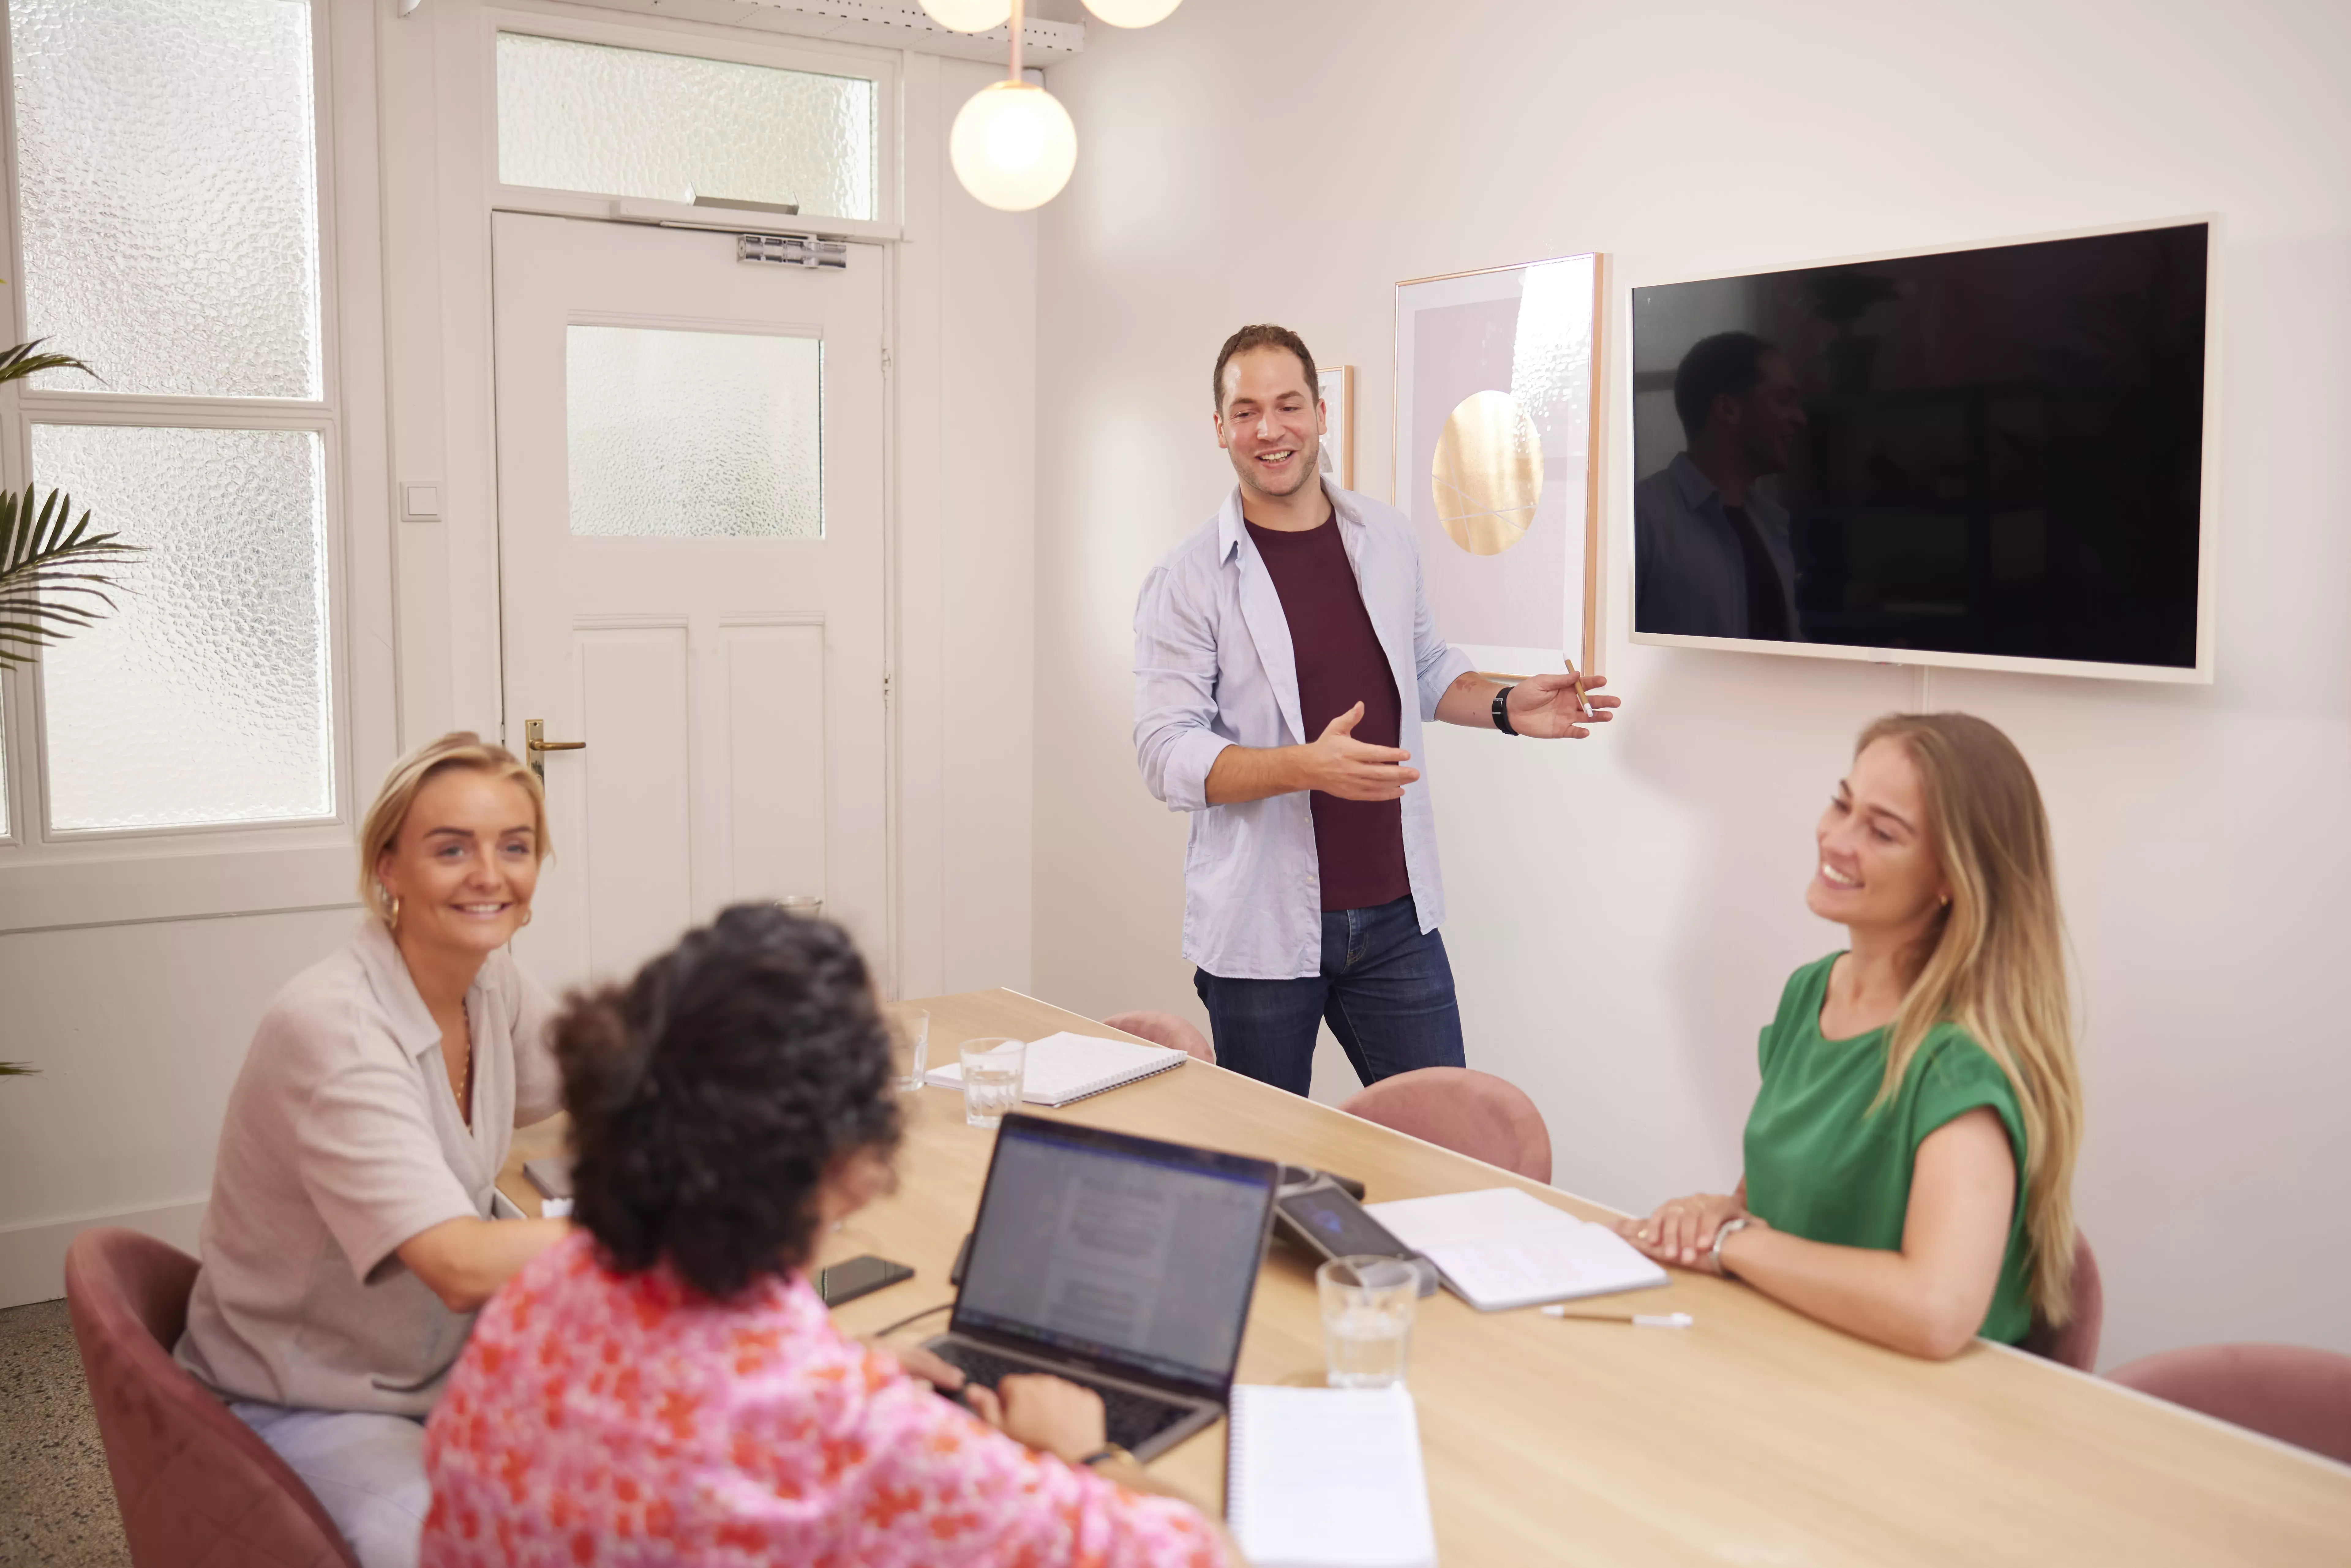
[738, 233, 847, 269]
[881, 344, 892, 377]
[882, 670, 894, 706]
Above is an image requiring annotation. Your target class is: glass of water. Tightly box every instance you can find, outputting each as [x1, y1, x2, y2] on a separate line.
[1318, 1255, 1418, 1389]
[958, 1037, 1026, 1129]
[888, 1006, 930, 1093]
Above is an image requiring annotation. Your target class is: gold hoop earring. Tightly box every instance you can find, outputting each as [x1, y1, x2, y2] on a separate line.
[385, 894, 401, 929]
[519, 906, 533, 927]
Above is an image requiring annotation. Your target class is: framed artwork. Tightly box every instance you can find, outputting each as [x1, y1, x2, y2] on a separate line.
[1393, 252, 1605, 675]
[1316, 363, 1354, 490]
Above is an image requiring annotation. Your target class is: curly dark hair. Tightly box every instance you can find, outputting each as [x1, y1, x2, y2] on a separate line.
[551, 902, 903, 1301]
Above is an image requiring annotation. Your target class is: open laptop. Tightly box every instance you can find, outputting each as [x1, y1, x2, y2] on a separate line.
[924, 1112, 1279, 1460]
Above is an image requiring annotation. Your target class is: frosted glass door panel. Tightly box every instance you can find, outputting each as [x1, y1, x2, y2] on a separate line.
[32, 424, 332, 830]
[567, 326, 822, 539]
[497, 33, 875, 221]
[7, 0, 321, 398]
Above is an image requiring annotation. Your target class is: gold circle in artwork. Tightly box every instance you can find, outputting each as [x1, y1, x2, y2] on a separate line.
[1431, 390, 1544, 555]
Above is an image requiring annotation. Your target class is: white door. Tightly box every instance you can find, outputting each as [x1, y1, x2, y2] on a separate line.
[492, 212, 887, 994]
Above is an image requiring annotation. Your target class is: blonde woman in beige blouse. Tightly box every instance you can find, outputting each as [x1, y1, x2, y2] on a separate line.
[175, 733, 570, 1568]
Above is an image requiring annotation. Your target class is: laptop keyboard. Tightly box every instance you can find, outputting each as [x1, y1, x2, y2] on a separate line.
[929, 1342, 1197, 1453]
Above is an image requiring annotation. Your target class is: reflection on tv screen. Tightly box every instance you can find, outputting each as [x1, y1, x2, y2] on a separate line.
[1630, 223, 2207, 670]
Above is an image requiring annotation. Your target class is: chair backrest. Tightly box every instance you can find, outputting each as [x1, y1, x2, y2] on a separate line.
[2022, 1229, 2102, 1371]
[64, 1228, 358, 1568]
[2106, 1343, 2351, 1466]
[1101, 1010, 1215, 1063]
[1339, 1067, 1552, 1184]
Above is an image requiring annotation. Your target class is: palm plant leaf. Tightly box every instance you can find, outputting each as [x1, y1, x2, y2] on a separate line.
[0, 483, 141, 669]
[0, 1062, 38, 1077]
[0, 337, 98, 389]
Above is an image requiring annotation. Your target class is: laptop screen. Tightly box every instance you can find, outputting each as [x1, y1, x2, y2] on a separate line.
[952, 1115, 1277, 1400]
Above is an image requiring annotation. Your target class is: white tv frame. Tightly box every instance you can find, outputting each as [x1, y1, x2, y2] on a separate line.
[1621, 212, 2221, 685]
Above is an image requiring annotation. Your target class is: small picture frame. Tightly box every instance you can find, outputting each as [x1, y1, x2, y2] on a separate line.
[1316, 363, 1355, 490]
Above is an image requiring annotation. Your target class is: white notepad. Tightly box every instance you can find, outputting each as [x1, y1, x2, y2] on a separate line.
[922, 1029, 1187, 1107]
[1363, 1187, 1669, 1311]
[1226, 1385, 1437, 1568]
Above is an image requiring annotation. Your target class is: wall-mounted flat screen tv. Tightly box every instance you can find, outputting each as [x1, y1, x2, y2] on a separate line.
[1629, 219, 2212, 681]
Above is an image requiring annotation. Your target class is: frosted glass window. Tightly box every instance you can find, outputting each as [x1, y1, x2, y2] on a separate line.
[498, 33, 875, 222]
[32, 425, 332, 831]
[7, 0, 322, 398]
[0, 701, 9, 838]
[567, 327, 822, 540]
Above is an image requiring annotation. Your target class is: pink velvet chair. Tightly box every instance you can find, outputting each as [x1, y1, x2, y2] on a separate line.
[2106, 1344, 2351, 1465]
[64, 1228, 358, 1568]
[2022, 1230, 2103, 1371]
[1339, 1067, 1552, 1184]
[1101, 1010, 1215, 1063]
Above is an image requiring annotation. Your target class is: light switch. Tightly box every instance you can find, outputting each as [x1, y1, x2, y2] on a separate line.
[401, 483, 441, 520]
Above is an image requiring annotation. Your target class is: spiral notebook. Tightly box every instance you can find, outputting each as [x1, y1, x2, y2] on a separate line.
[1226, 1384, 1437, 1568]
[922, 1030, 1187, 1107]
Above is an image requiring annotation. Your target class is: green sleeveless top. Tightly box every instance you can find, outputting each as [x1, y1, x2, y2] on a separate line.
[1743, 953, 2035, 1345]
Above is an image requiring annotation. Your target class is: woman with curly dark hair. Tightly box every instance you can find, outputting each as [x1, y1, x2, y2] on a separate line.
[417, 903, 1239, 1567]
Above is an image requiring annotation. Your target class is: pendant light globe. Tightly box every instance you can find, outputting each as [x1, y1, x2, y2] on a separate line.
[1081, 0, 1181, 24]
[949, 80, 1077, 212]
[919, 0, 1012, 30]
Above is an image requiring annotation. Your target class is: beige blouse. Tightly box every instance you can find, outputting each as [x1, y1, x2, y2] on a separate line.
[174, 918, 561, 1416]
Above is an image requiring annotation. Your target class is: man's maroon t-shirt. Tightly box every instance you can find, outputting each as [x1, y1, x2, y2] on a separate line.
[1245, 515, 1411, 912]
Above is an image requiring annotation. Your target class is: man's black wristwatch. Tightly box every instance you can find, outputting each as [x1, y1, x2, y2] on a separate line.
[1491, 684, 1520, 736]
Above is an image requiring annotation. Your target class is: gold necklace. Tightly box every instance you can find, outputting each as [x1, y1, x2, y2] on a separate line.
[453, 1026, 473, 1127]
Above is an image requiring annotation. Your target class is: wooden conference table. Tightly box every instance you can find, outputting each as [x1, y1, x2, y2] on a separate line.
[499, 988, 2351, 1565]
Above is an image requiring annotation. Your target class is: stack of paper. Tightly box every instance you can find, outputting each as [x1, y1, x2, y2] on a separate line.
[1363, 1187, 1668, 1311]
[1226, 1384, 1437, 1568]
[922, 1029, 1186, 1107]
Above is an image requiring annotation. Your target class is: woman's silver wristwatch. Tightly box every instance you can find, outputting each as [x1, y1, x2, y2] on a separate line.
[1709, 1217, 1751, 1276]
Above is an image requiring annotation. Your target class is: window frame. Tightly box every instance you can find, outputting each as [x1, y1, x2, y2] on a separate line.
[0, 0, 392, 930]
[483, 4, 904, 243]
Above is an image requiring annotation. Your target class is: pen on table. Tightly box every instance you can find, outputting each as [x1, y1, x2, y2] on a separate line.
[1542, 1306, 1692, 1328]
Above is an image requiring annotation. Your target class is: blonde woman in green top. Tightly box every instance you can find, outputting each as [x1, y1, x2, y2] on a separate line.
[1616, 713, 2085, 1358]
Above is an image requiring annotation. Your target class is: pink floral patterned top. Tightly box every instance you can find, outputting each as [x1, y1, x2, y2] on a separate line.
[419, 1232, 1230, 1568]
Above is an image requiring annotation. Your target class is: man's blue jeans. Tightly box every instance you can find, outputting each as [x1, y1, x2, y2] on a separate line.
[1195, 895, 1466, 1096]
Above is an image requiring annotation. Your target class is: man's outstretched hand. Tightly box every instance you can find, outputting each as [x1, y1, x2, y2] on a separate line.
[1507, 663, 1620, 739]
[1300, 701, 1421, 800]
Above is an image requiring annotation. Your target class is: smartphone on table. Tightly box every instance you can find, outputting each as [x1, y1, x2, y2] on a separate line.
[816, 1254, 914, 1307]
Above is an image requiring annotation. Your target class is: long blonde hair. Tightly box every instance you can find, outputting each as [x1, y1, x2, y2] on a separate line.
[359, 732, 549, 926]
[1863, 713, 2083, 1327]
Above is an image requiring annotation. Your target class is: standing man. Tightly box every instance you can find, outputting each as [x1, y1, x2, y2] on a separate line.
[1132, 324, 1620, 1096]
[1634, 331, 1806, 640]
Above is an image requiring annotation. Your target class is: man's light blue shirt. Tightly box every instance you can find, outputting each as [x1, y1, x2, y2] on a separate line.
[1633, 452, 1801, 640]
[1132, 482, 1475, 981]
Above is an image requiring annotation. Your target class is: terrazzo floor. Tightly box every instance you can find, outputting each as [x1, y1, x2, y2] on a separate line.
[0, 1299, 129, 1568]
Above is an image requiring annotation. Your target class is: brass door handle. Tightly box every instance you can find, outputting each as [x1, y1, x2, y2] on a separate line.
[523, 719, 586, 781]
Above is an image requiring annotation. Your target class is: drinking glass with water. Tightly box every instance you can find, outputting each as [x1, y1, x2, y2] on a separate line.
[889, 1006, 930, 1092]
[1318, 1255, 1418, 1389]
[958, 1037, 1026, 1128]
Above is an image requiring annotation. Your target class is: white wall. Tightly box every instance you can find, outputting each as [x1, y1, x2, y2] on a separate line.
[1032, 0, 2351, 1370]
[0, 910, 358, 1304]
[896, 52, 1040, 998]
